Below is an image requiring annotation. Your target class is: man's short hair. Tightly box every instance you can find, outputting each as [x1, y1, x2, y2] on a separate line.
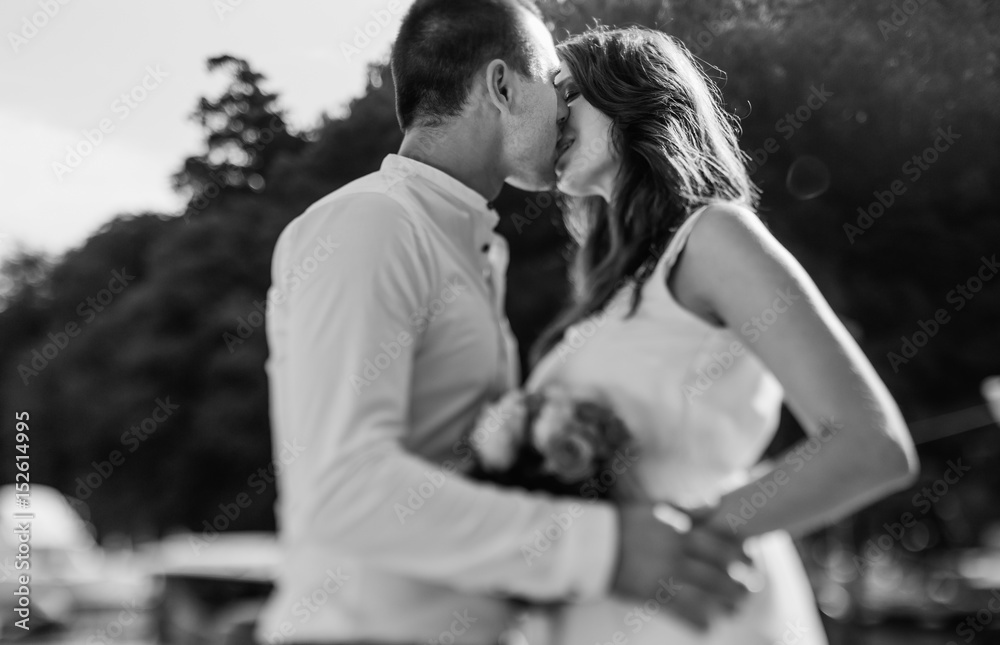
[390, 0, 545, 130]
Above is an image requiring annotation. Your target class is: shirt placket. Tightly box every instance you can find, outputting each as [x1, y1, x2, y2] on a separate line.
[477, 234, 517, 394]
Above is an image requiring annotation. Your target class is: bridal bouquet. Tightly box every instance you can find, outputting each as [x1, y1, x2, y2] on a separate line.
[464, 388, 641, 502]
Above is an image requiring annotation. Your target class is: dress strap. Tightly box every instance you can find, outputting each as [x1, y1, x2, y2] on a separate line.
[651, 204, 713, 283]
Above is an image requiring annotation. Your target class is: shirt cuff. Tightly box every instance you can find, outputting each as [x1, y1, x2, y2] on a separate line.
[559, 500, 619, 600]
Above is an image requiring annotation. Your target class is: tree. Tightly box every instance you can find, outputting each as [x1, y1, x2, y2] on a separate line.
[172, 55, 307, 219]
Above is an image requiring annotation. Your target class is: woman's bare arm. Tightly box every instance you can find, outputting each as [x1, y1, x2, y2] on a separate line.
[673, 203, 919, 538]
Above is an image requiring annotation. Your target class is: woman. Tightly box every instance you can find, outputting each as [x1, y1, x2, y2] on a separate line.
[524, 26, 919, 644]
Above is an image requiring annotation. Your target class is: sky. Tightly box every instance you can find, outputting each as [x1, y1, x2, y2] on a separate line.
[0, 0, 411, 264]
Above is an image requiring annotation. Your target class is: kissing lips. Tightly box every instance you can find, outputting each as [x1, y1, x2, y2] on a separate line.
[555, 137, 575, 174]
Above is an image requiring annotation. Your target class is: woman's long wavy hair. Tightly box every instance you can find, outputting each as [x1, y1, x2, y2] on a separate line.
[530, 26, 759, 367]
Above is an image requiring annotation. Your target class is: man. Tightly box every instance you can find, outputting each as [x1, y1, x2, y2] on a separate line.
[256, 1, 749, 643]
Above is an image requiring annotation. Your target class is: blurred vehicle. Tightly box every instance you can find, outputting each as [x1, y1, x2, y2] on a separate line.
[0, 484, 153, 638]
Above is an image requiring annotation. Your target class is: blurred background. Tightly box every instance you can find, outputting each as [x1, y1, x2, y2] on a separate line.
[1, 0, 999, 643]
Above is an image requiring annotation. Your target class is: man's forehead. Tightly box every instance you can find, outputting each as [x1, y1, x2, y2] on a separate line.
[539, 47, 560, 78]
[520, 11, 559, 73]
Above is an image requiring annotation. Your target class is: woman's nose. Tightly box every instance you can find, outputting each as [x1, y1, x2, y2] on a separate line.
[556, 93, 570, 127]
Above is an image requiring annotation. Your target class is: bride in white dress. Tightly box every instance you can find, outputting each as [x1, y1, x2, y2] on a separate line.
[522, 26, 919, 644]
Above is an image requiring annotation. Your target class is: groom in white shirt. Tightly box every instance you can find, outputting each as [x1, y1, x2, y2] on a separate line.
[256, 1, 750, 643]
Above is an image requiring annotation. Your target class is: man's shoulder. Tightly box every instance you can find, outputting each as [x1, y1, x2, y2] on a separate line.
[303, 171, 412, 225]
[277, 171, 422, 252]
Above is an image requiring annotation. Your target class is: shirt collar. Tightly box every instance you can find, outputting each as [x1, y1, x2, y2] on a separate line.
[381, 154, 500, 254]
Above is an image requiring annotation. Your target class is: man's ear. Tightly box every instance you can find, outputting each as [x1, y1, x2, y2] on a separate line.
[485, 59, 515, 115]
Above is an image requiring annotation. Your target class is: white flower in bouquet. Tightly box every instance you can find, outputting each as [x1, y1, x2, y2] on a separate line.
[530, 386, 574, 452]
[466, 385, 636, 501]
[469, 390, 527, 472]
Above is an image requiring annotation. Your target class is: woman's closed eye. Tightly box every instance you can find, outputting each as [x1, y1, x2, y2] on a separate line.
[555, 76, 581, 104]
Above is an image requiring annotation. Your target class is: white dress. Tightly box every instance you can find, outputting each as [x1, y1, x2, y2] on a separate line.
[525, 205, 829, 645]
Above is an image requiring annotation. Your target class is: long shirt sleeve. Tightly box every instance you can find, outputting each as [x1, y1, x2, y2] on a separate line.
[259, 156, 617, 643]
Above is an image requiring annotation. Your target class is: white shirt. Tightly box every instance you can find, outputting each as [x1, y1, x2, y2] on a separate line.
[256, 154, 617, 644]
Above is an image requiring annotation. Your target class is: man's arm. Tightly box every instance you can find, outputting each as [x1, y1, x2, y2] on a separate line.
[269, 193, 617, 601]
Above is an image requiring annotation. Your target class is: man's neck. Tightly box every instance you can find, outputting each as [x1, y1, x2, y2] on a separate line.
[397, 124, 505, 202]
